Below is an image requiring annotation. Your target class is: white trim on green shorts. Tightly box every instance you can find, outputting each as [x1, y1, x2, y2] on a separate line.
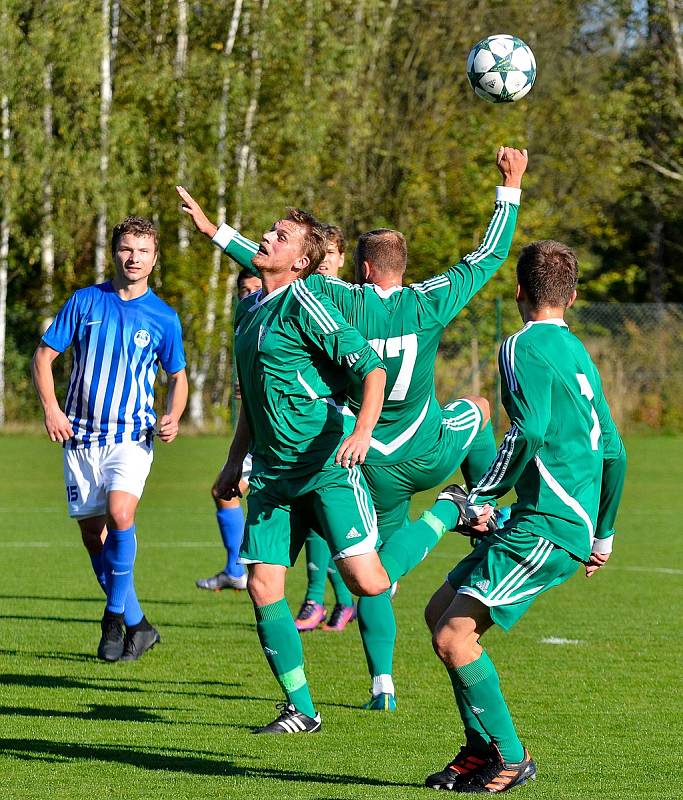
[334, 466, 378, 559]
[457, 537, 555, 607]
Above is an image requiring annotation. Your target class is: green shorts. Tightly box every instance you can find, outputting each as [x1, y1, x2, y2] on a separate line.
[447, 528, 581, 630]
[240, 463, 378, 567]
[363, 398, 484, 537]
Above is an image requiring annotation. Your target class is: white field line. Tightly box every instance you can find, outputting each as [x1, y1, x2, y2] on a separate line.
[540, 637, 584, 645]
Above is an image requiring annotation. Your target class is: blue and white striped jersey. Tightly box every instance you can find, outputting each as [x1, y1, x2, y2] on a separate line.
[42, 281, 186, 449]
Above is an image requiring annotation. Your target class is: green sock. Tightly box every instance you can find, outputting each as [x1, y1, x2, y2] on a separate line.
[254, 599, 316, 718]
[448, 669, 492, 755]
[452, 651, 524, 764]
[304, 533, 329, 604]
[357, 590, 395, 677]
[378, 513, 445, 583]
[461, 422, 497, 489]
[327, 558, 353, 607]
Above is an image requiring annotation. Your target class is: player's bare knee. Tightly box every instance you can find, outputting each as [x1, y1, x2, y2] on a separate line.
[344, 571, 389, 597]
[431, 626, 457, 665]
[107, 507, 135, 530]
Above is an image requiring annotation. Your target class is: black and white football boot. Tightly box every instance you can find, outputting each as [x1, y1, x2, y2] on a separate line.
[252, 703, 322, 734]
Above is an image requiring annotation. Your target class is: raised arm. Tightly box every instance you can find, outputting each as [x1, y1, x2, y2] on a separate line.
[413, 147, 528, 326]
[176, 185, 259, 275]
[31, 344, 74, 443]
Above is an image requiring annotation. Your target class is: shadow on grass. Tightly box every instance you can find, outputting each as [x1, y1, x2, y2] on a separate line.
[0, 738, 416, 786]
[0, 704, 169, 723]
[0, 594, 195, 606]
[0, 672, 270, 702]
[0, 673, 143, 692]
[0, 649, 99, 664]
[0, 613, 93, 624]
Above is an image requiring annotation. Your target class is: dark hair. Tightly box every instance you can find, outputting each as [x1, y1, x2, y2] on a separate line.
[516, 240, 579, 308]
[111, 216, 159, 256]
[285, 207, 326, 278]
[323, 224, 345, 254]
[237, 268, 259, 289]
[355, 228, 407, 276]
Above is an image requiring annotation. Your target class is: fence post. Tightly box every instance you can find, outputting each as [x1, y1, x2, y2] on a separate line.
[494, 297, 502, 433]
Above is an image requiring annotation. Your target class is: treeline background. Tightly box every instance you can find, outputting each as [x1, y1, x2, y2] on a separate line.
[1, 0, 681, 429]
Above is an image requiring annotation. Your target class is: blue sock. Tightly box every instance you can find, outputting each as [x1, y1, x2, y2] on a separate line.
[216, 507, 245, 577]
[102, 526, 137, 616]
[89, 552, 107, 591]
[92, 547, 143, 627]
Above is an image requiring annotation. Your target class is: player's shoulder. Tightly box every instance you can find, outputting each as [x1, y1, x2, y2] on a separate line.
[144, 288, 182, 321]
[290, 279, 344, 328]
[306, 273, 361, 295]
[63, 281, 112, 314]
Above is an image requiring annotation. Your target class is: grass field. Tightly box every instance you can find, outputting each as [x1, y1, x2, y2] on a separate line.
[0, 434, 681, 800]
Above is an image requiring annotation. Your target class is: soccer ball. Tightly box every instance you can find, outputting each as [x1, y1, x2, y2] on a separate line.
[466, 35, 536, 104]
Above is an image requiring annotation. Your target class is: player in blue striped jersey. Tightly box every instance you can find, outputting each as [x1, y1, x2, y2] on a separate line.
[32, 216, 188, 662]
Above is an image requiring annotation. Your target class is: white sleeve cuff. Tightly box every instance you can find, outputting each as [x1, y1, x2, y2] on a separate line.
[212, 223, 237, 251]
[496, 186, 522, 205]
[592, 535, 614, 555]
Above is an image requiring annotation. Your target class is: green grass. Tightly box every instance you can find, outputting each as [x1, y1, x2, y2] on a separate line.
[0, 434, 681, 799]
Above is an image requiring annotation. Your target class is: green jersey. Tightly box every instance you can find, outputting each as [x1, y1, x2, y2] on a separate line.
[213, 187, 520, 466]
[234, 279, 384, 477]
[468, 319, 627, 562]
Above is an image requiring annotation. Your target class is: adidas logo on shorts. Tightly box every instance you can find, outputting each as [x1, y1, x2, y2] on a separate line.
[346, 527, 362, 540]
[475, 579, 490, 592]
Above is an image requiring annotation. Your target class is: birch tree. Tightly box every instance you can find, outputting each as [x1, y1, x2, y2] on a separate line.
[187, 0, 244, 426]
[0, 92, 8, 424]
[214, 0, 269, 404]
[40, 63, 55, 327]
[95, 0, 114, 283]
[175, 0, 189, 251]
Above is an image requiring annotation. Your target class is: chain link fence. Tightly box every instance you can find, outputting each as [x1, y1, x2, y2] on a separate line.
[436, 301, 683, 434]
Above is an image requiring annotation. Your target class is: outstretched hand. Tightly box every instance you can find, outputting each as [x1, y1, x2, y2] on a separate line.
[176, 185, 218, 239]
[496, 146, 528, 189]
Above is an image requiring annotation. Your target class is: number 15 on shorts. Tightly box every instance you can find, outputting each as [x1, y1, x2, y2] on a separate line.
[66, 485, 79, 502]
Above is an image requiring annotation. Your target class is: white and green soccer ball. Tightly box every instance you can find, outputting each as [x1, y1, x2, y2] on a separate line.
[466, 35, 536, 104]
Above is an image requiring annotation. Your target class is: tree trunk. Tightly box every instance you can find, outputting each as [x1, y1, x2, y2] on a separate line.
[0, 93, 9, 426]
[215, 0, 269, 403]
[176, 0, 189, 251]
[95, 0, 112, 283]
[187, 0, 244, 427]
[41, 65, 55, 328]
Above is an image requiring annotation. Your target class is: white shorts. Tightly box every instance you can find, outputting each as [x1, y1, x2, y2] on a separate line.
[63, 440, 154, 519]
[242, 453, 253, 484]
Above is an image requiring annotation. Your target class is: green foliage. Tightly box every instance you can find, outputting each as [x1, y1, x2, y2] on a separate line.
[1, 0, 682, 423]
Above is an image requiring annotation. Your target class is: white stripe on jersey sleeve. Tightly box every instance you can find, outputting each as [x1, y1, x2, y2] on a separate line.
[466, 202, 509, 265]
[292, 280, 339, 334]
